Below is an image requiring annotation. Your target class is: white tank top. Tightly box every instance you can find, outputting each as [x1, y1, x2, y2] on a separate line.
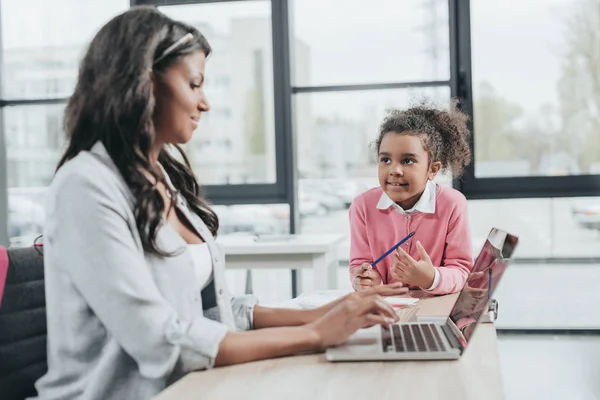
[187, 243, 213, 289]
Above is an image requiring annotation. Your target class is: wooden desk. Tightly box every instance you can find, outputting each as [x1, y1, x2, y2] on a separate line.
[219, 234, 344, 291]
[155, 293, 504, 400]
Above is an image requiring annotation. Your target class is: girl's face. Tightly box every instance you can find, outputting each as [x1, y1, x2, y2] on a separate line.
[152, 50, 210, 146]
[377, 132, 441, 210]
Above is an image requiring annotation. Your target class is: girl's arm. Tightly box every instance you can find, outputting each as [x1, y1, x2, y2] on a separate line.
[424, 200, 473, 295]
[349, 198, 383, 283]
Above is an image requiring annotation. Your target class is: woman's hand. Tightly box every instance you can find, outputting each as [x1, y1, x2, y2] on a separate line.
[307, 290, 400, 350]
[313, 282, 408, 320]
[351, 263, 383, 291]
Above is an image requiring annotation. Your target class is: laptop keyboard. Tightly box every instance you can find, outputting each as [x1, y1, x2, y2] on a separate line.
[382, 323, 447, 353]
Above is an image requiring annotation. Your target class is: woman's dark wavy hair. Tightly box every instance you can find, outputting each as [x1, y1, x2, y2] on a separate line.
[57, 6, 219, 256]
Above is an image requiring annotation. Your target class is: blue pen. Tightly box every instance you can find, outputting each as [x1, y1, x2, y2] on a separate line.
[371, 231, 416, 267]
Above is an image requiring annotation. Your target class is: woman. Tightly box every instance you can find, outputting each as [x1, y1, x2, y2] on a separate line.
[33, 6, 407, 400]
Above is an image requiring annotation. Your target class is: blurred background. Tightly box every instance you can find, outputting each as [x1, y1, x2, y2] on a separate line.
[1, 0, 599, 398]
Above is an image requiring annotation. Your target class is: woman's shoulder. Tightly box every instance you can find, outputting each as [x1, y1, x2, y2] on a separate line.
[48, 144, 134, 210]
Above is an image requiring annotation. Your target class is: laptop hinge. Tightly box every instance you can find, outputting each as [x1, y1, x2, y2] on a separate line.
[441, 323, 463, 352]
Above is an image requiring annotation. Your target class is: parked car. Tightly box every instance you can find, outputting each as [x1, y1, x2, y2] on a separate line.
[299, 180, 345, 212]
[213, 205, 288, 236]
[298, 190, 327, 217]
[572, 203, 600, 231]
[326, 181, 358, 208]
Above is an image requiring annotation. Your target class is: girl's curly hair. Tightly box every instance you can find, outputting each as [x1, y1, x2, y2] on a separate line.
[375, 99, 472, 177]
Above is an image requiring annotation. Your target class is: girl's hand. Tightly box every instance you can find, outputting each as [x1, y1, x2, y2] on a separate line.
[391, 241, 436, 288]
[351, 263, 382, 291]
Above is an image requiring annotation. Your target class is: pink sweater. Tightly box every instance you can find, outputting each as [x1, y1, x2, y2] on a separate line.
[349, 185, 473, 295]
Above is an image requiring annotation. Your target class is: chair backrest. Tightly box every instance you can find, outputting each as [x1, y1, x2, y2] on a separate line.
[0, 246, 47, 400]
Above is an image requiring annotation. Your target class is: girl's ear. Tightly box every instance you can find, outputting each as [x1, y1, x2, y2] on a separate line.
[428, 161, 442, 180]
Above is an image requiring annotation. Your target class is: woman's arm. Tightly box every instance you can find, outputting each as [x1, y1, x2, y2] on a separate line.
[216, 292, 401, 366]
[47, 166, 231, 377]
[253, 306, 318, 329]
[252, 283, 408, 329]
[215, 326, 319, 366]
[49, 163, 402, 374]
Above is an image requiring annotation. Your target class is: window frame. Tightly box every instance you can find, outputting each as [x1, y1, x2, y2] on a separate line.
[1, 1, 598, 312]
[130, 0, 296, 207]
[451, 0, 600, 200]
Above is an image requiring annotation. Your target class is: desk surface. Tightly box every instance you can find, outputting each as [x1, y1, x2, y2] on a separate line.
[218, 234, 345, 255]
[155, 293, 504, 400]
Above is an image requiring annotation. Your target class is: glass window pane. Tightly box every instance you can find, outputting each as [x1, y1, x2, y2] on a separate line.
[159, 2, 277, 185]
[1, 0, 129, 99]
[214, 204, 292, 304]
[213, 204, 289, 238]
[469, 197, 600, 329]
[292, 0, 450, 86]
[6, 104, 65, 247]
[472, 0, 600, 177]
[295, 86, 451, 260]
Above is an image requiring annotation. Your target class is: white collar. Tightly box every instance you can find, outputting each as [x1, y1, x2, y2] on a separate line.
[376, 180, 437, 214]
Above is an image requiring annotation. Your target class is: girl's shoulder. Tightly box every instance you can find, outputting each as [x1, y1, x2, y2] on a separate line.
[352, 186, 385, 208]
[435, 184, 467, 211]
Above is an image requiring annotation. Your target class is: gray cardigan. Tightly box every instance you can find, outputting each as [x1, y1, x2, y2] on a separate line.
[33, 142, 257, 400]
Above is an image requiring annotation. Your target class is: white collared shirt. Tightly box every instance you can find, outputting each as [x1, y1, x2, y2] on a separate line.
[376, 179, 441, 290]
[376, 179, 437, 214]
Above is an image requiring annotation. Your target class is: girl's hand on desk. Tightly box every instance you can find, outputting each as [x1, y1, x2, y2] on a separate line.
[351, 263, 382, 291]
[307, 291, 399, 350]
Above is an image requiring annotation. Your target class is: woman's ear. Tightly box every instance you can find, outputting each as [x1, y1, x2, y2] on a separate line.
[428, 161, 442, 180]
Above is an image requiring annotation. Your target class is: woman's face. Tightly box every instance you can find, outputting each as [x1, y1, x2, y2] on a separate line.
[152, 50, 210, 145]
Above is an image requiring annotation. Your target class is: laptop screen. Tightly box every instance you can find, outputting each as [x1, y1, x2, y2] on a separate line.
[448, 228, 519, 344]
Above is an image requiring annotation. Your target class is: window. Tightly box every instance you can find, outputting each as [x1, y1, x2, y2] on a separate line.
[471, 0, 600, 178]
[1, 0, 129, 99]
[469, 197, 600, 329]
[4, 104, 65, 246]
[213, 203, 289, 238]
[291, 0, 449, 86]
[1, 0, 129, 246]
[461, 0, 600, 199]
[291, 1, 452, 297]
[295, 87, 453, 260]
[158, 1, 277, 185]
[213, 203, 292, 304]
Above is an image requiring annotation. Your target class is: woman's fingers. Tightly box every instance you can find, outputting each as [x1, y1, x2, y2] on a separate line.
[355, 295, 398, 320]
[362, 313, 395, 329]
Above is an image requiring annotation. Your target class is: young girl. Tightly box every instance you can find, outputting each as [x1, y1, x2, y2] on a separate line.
[349, 100, 473, 295]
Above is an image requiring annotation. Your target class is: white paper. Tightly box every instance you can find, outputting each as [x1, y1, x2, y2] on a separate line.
[292, 290, 419, 309]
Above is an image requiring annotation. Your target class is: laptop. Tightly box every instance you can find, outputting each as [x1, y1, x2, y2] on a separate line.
[326, 227, 518, 361]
